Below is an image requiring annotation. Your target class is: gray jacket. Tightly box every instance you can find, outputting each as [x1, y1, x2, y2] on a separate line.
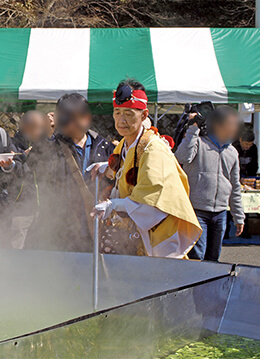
[175, 125, 245, 224]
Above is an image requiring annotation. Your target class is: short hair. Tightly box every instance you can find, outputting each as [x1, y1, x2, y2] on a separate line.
[241, 129, 255, 142]
[21, 110, 46, 125]
[56, 93, 90, 115]
[206, 105, 239, 134]
[117, 78, 146, 92]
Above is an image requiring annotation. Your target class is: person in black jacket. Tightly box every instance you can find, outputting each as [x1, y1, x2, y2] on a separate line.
[233, 129, 258, 178]
[0, 127, 23, 207]
[11, 110, 54, 189]
[232, 129, 258, 238]
[24, 93, 114, 252]
[12, 110, 50, 156]
[0, 127, 23, 247]
[10, 111, 52, 249]
[0, 127, 17, 190]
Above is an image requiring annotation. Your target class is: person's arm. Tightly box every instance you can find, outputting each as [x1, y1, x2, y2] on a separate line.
[175, 125, 200, 164]
[229, 154, 245, 235]
[124, 198, 166, 230]
[91, 197, 167, 231]
[0, 132, 16, 173]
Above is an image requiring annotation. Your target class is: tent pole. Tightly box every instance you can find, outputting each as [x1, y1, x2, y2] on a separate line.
[254, 115, 260, 171]
[93, 176, 99, 312]
[256, 0, 260, 27]
[255, 0, 260, 171]
[158, 104, 176, 121]
[154, 104, 158, 127]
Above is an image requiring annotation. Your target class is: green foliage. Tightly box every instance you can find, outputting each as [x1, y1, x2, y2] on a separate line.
[160, 334, 260, 359]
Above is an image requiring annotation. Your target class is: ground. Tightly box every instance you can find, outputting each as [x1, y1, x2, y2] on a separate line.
[220, 244, 260, 266]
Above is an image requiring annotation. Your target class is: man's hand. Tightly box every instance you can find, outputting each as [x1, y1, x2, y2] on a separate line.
[90, 200, 113, 220]
[86, 162, 108, 181]
[90, 198, 126, 220]
[47, 112, 55, 125]
[91, 163, 101, 181]
[0, 152, 15, 170]
[235, 223, 244, 237]
[188, 113, 197, 120]
[24, 146, 32, 156]
[188, 113, 198, 127]
[0, 158, 13, 169]
[90, 206, 105, 220]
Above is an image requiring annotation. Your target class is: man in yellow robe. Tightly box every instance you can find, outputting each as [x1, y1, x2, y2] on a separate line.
[91, 79, 201, 258]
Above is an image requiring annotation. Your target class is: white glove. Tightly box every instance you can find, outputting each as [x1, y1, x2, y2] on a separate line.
[86, 162, 108, 174]
[95, 198, 127, 220]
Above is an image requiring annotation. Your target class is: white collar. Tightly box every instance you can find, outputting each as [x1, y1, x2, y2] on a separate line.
[122, 126, 144, 160]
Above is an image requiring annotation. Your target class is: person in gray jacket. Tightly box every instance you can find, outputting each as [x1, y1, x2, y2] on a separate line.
[175, 105, 245, 261]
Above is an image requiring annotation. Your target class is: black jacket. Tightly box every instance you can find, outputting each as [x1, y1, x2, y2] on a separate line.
[12, 131, 30, 164]
[233, 140, 258, 177]
[10, 131, 38, 214]
[24, 130, 114, 252]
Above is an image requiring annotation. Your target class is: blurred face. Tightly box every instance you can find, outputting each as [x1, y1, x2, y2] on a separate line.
[240, 139, 254, 151]
[56, 112, 92, 138]
[20, 114, 46, 142]
[214, 114, 240, 143]
[113, 107, 149, 138]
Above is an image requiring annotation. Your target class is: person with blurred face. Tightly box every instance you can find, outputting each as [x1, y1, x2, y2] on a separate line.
[232, 129, 258, 239]
[0, 127, 20, 207]
[233, 129, 258, 178]
[12, 111, 48, 160]
[19, 111, 47, 143]
[9, 111, 48, 249]
[0, 126, 21, 248]
[91, 79, 202, 258]
[175, 106, 245, 261]
[24, 93, 114, 252]
[54, 93, 114, 184]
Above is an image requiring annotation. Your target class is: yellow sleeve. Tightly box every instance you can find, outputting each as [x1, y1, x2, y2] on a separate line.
[129, 139, 199, 228]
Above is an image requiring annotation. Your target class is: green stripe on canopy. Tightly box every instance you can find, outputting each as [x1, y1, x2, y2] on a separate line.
[0, 28, 260, 104]
[211, 28, 260, 103]
[88, 28, 157, 103]
[0, 29, 30, 98]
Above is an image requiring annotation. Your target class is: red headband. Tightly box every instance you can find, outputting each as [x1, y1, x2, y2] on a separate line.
[113, 89, 148, 110]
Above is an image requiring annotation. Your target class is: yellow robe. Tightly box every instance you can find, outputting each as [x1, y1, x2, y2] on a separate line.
[113, 130, 202, 258]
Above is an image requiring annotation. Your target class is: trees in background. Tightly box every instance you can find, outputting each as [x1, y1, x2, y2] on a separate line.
[0, 0, 255, 28]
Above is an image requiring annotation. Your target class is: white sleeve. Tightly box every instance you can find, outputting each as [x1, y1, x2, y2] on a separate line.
[124, 198, 167, 231]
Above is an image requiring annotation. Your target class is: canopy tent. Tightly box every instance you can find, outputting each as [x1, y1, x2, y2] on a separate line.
[1, 27, 260, 104]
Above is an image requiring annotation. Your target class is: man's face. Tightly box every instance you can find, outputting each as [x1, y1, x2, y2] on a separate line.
[240, 139, 254, 151]
[20, 114, 46, 142]
[56, 112, 92, 138]
[113, 107, 148, 137]
[214, 114, 239, 143]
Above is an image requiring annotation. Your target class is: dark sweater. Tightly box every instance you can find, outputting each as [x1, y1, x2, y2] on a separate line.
[233, 140, 258, 178]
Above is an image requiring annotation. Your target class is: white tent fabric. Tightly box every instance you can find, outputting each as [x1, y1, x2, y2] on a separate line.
[0, 27, 260, 103]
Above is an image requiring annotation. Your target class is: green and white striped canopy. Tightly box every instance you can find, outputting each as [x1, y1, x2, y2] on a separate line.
[1, 28, 260, 103]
